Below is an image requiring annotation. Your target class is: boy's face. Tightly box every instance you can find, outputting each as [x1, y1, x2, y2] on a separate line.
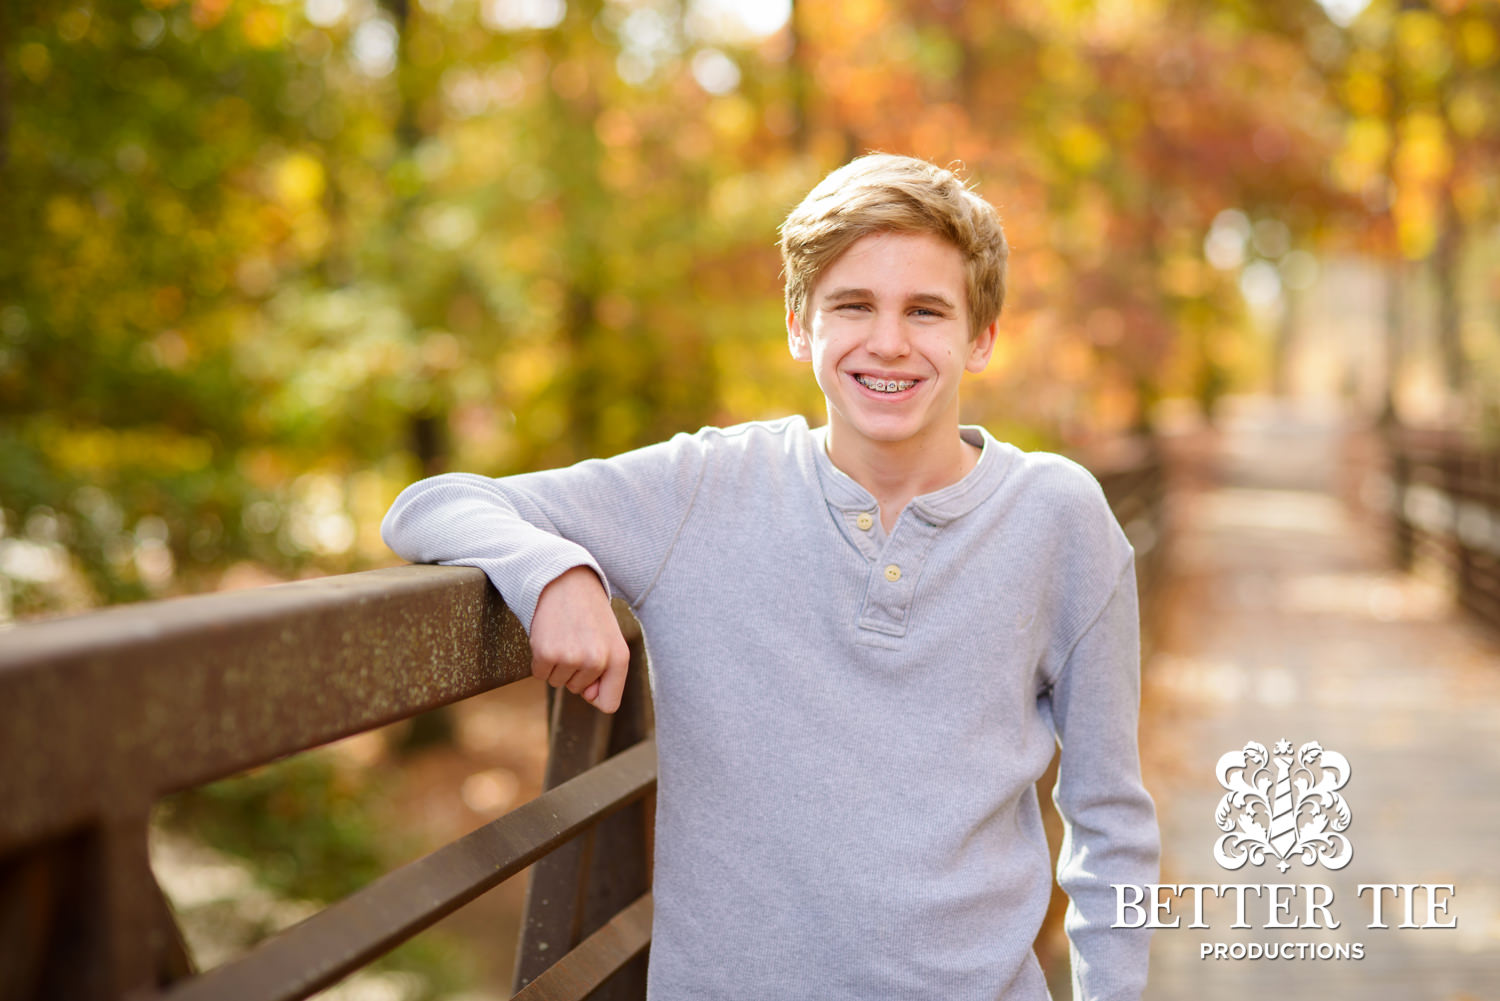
[786, 230, 997, 457]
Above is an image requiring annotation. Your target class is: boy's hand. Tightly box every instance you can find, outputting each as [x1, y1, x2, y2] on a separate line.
[529, 566, 630, 714]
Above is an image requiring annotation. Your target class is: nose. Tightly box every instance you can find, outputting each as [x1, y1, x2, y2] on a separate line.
[865, 309, 910, 359]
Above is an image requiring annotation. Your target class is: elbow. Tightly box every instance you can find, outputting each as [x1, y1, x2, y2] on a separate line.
[380, 472, 501, 564]
[379, 477, 443, 563]
[379, 498, 417, 563]
[379, 505, 405, 560]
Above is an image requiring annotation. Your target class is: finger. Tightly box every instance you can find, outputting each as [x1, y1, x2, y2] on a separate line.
[589, 649, 629, 714]
[549, 666, 572, 691]
[565, 661, 604, 695]
[531, 655, 574, 690]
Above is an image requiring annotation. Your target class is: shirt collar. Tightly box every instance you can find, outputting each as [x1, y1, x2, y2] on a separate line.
[807, 423, 1015, 527]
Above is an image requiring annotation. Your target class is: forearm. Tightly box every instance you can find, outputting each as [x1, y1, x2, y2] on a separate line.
[382, 472, 607, 630]
[380, 430, 709, 629]
[1050, 560, 1160, 1001]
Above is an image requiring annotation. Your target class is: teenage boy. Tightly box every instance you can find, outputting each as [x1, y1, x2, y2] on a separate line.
[382, 154, 1159, 1000]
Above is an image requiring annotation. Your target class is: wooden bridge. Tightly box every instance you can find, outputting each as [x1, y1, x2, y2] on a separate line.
[4, 407, 1496, 1001]
[0, 441, 1164, 1001]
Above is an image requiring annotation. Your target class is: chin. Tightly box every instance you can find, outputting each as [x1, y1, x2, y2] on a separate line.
[846, 418, 925, 444]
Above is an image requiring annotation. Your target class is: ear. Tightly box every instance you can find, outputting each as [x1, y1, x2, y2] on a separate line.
[787, 308, 812, 362]
[964, 320, 999, 374]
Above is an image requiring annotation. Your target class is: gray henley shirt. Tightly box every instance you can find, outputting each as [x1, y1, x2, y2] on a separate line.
[381, 416, 1159, 1000]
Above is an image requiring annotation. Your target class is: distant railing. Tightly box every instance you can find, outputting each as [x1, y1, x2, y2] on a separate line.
[0, 437, 1168, 1001]
[1083, 436, 1170, 655]
[1386, 428, 1500, 631]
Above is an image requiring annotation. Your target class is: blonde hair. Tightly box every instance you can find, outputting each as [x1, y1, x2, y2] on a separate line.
[779, 154, 1009, 340]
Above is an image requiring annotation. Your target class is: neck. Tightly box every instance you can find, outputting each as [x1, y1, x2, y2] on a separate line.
[825, 424, 979, 532]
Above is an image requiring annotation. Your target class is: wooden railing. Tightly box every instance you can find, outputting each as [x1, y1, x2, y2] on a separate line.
[1386, 428, 1500, 631]
[0, 565, 655, 1001]
[0, 436, 1168, 1001]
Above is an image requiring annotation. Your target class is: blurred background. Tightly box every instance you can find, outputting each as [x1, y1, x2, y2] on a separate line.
[4, 0, 1499, 998]
[7, 0, 1499, 623]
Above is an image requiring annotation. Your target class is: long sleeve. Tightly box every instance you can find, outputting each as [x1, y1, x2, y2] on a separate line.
[1048, 557, 1160, 1001]
[380, 420, 1162, 1001]
[380, 429, 709, 631]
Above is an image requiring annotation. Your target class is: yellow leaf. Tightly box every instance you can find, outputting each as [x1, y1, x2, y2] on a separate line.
[1341, 69, 1387, 117]
[1057, 121, 1107, 174]
[273, 153, 326, 207]
[1394, 112, 1452, 183]
[241, 6, 283, 48]
[1458, 17, 1497, 67]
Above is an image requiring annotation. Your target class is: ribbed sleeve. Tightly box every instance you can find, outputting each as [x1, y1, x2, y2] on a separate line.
[380, 429, 708, 630]
[1051, 559, 1159, 1001]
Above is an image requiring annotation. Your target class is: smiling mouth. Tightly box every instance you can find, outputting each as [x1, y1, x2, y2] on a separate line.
[854, 374, 917, 393]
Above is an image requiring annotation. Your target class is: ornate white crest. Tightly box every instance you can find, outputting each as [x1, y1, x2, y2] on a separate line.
[1214, 738, 1353, 873]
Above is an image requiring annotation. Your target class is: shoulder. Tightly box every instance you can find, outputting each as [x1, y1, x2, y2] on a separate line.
[977, 439, 1138, 669]
[675, 416, 815, 473]
[548, 418, 811, 502]
[662, 418, 822, 519]
[586, 416, 806, 470]
[1012, 448, 1112, 514]
[688, 415, 811, 452]
[981, 435, 1115, 524]
[972, 433, 1132, 568]
[629, 416, 812, 486]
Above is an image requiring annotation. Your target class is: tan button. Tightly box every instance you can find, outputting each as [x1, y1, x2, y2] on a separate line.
[856, 512, 874, 531]
[884, 564, 902, 582]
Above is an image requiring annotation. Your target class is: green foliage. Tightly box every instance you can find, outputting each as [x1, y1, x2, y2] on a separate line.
[158, 751, 389, 904]
[7, 0, 1498, 622]
[155, 749, 476, 999]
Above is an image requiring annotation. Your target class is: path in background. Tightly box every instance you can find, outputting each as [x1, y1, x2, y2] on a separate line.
[1140, 396, 1500, 1001]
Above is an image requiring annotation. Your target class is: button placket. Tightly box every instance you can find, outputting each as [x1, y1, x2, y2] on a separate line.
[856, 515, 940, 641]
[828, 501, 882, 561]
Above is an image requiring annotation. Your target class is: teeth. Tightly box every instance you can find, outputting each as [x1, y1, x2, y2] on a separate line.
[857, 375, 916, 393]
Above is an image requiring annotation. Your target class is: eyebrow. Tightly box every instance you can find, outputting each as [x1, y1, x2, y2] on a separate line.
[822, 287, 874, 304]
[821, 287, 959, 311]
